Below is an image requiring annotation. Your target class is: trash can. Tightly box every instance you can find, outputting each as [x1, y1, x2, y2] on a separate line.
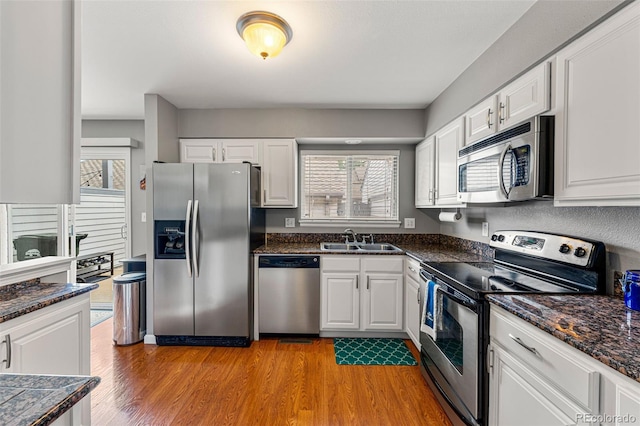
[112, 272, 146, 345]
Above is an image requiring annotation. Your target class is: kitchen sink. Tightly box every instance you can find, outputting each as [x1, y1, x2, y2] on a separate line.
[320, 242, 402, 253]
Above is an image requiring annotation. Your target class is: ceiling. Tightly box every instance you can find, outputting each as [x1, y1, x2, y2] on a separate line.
[82, 1, 536, 120]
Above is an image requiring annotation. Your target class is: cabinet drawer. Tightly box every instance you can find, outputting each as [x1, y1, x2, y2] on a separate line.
[361, 256, 403, 273]
[321, 256, 360, 272]
[405, 257, 421, 283]
[490, 307, 599, 412]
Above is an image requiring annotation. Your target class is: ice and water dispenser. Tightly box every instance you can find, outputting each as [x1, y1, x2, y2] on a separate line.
[154, 220, 187, 259]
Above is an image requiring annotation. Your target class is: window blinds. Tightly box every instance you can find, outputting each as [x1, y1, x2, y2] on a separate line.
[300, 152, 399, 222]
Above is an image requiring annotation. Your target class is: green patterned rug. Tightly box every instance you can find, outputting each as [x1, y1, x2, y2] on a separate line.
[333, 338, 417, 366]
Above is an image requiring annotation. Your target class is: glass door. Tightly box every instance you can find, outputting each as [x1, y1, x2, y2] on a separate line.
[76, 147, 132, 310]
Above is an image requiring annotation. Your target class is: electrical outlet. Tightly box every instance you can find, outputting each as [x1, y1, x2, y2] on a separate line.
[285, 218, 295, 228]
[482, 222, 489, 237]
[404, 218, 415, 229]
[141, 212, 147, 223]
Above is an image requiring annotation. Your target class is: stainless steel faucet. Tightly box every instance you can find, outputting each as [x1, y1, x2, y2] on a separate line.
[342, 228, 358, 243]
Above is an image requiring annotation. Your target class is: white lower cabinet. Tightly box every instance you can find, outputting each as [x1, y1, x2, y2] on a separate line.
[0, 294, 91, 425]
[489, 305, 640, 426]
[404, 256, 422, 350]
[321, 256, 403, 332]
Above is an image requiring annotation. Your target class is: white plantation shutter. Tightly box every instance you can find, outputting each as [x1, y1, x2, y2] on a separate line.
[300, 151, 399, 223]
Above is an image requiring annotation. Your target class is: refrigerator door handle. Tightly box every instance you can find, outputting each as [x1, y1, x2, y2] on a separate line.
[185, 199, 193, 278]
[192, 199, 200, 277]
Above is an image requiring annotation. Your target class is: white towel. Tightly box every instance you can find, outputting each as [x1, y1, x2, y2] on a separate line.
[421, 280, 441, 341]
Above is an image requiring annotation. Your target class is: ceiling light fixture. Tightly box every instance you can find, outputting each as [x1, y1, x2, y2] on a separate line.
[236, 11, 293, 60]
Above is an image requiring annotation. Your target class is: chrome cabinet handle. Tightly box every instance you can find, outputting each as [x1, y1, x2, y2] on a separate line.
[509, 333, 540, 356]
[355, 275, 359, 290]
[499, 102, 505, 124]
[222, 148, 226, 162]
[2, 334, 11, 369]
[212, 148, 216, 162]
[367, 276, 370, 290]
[409, 266, 417, 273]
[428, 189, 433, 203]
[185, 200, 193, 278]
[263, 189, 267, 204]
[486, 108, 493, 128]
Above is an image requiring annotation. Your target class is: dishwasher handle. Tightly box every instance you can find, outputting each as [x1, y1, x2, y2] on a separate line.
[258, 256, 320, 268]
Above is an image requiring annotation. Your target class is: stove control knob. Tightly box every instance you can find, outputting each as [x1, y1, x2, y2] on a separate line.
[574, 247, 587, 258]
[497, 234, 505, 242]
[559, 244, 571, 254]
[491, 234, 498, 241]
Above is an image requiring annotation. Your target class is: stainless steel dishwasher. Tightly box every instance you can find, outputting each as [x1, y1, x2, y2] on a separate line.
[258, 255, 320, 334]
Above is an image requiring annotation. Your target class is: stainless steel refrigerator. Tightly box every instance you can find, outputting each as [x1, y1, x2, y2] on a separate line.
[152, 162, 264, 347]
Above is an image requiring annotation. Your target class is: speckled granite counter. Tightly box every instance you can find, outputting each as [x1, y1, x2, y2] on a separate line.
[253, 233, 493, 263]
[487, 294, 640, 382]
[0, 374, 100, 425]
[0, 281, 97, 324]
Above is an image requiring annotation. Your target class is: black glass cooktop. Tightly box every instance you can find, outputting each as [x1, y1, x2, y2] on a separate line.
[422, 262, 581, 299]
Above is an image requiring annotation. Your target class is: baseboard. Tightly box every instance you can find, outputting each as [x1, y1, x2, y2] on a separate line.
[144, 334, 157, 345]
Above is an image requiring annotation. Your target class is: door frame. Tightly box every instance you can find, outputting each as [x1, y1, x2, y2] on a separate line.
[73, 147, 133, 278]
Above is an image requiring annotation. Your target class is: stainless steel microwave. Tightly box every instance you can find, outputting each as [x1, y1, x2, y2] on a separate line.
[457, 116, 554, 203]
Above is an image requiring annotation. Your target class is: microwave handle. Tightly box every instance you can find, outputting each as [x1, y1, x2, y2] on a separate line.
[498, 143, 512, 199]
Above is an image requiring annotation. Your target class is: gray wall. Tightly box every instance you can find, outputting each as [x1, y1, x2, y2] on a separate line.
[424, 0, 639, 291]
[179, 108, 425, 139]
[424, 0, 627, 136]
[82, 119, 146, 256]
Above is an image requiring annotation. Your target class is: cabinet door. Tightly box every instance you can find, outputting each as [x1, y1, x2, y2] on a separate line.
[404, 274, 421, 350]
[220, 140, 261, 164]
[554, 2, 640, 206]
[0, 0, 80, 204]
[262, 139, 297, 207]
[489, 346, 585, 426]
[415, 138, 435, 207]
[362, 273, 403, 331]
[465, 96, 497, 145]
[499, 62, 550, 129]
[321, 273, 360, 330]
[180, 139, 218, 163]
[435, 117, 465, 206]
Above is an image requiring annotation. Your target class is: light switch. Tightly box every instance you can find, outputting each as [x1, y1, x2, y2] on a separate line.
[404, 218, 415, 229]
[141, 212, 147, 223]
[482, 222, 489, 237]
[285, 218, 295, 228]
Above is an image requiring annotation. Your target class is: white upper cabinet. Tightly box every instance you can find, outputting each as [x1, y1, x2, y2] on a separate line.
[262, 139, 298, 208]
[415, 138, 436, 207]
[554, 2, 640, 206]
[0, 0, 81, 204]
[180, 139, 261, 164]
[416, 117, 466, 208]
[465, 62, 551, 146]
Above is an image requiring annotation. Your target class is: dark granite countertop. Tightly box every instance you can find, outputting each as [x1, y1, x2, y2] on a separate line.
[253, 242, 491, 263]
[0, 282, 98, 324]
[0, 374, 100, 425]
[487, 294, 640, 383]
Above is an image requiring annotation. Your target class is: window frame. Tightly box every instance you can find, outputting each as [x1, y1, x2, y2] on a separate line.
[299, 149, 401, 227]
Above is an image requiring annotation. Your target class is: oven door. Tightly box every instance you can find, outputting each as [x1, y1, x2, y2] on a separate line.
[420, 273, 480, 424]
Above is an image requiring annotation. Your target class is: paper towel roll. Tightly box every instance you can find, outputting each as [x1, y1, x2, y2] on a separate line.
[439, 211, 462, 222]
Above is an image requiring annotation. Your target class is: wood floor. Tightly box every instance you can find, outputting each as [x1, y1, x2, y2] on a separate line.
[90, 320, 452, 425]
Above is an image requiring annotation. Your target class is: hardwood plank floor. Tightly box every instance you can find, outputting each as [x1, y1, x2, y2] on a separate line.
[91, 320, 452, 425]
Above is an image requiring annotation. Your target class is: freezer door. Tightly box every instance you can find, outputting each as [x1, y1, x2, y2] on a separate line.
[193, 163, 251, 337]
[153, 163, 195, 336]
[152, 163, 193, 219]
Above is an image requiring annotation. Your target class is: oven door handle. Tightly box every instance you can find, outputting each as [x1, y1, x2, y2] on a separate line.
[419, 269, 477, 311]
